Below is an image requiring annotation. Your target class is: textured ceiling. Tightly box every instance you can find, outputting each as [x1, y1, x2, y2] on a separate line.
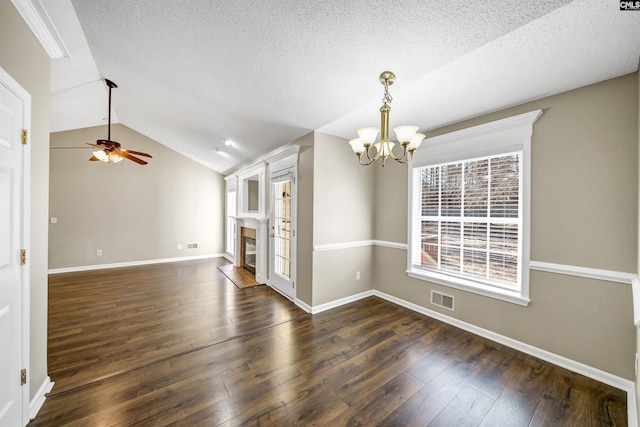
[47, 0, 640, 174]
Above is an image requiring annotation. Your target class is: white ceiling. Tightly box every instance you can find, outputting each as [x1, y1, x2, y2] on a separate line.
[45, 0, 640, 175]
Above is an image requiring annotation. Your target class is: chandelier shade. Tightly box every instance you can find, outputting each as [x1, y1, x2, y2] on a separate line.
[348, 71, 425, 166]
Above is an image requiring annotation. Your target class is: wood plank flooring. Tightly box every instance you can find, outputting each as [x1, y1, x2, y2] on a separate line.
[32, 259, 627, 426]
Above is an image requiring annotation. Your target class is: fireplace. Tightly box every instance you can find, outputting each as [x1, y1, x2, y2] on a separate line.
[239, 226, 257, 276]
[235, 220, 267, 284]
[243, 236, 256, 274]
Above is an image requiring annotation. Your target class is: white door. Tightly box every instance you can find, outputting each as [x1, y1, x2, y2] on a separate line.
[269, 169, 295, 299]
[0, 69, 28, 426]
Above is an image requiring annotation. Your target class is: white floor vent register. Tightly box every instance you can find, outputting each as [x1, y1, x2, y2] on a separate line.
[431, 290, 454, 311]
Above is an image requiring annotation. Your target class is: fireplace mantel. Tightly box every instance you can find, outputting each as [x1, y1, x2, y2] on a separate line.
[233, 216, 268, 284]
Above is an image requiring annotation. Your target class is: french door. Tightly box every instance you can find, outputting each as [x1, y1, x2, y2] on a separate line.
[269, 168, 295, 299]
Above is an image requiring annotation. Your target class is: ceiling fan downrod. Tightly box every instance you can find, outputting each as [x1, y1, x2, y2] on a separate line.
[104, 78, 117, 142]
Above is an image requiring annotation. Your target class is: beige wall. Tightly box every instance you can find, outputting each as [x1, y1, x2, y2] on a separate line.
[373, 157, 408, 243]
[294, 132, 315, 305]
[311, 132, 375, 305]
[49, 124, 224, 268]
[0, 0, 51, 400]
[312, 132, 375, 245]
[373, 73, 638, 379]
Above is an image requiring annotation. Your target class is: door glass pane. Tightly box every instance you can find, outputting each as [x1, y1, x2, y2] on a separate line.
[273, 180, 291, 280]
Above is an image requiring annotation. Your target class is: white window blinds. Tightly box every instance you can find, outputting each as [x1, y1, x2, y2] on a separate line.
[411, 151, 522, 290]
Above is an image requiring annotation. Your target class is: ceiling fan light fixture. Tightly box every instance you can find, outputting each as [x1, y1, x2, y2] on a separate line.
[109, 152, 123, 163]
[92, 149, 109, 162]
[92, 149, 123, 163]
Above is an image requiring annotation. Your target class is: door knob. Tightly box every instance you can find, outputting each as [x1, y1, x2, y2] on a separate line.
[270, 233, 275, 237]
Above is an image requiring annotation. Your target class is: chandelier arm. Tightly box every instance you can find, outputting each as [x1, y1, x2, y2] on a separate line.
[393, 144, 408, 162]
[366, 144, 380, 162]
[357, 152, 376, 166]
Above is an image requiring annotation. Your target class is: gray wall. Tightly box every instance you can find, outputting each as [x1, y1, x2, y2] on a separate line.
[49, 124, 225, 268]
[372, 73, 638, 380]
[0, 0, 51, 400]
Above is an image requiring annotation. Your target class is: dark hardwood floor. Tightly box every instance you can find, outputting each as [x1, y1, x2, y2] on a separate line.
[32, 258, 627, 426]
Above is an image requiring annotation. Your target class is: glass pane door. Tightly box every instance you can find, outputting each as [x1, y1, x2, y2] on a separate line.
[272, 180, 291, 280]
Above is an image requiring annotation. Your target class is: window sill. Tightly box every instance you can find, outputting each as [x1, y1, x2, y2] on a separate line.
[406, 269, 530, 306]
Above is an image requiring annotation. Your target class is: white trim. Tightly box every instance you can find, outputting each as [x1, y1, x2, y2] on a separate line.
[308, 290, 374, 314]
[226, 143, 301, 178]
[294, 298, 312, 313]
[11, 0, 69, 59]
[407, 270, 530, 306]
[47, 254, 225, 274]
[632, 277, 640, 326]
[28, 376, 53, 420]
[530, 260, 636, 285]
[314, 240, 408, 251]
[372, 240, 408, 250]
[371, 290, 636, 427]
[630, 390, 639, 427]
[415, 110, 543, 166]
[266, 145, 300, 170]
[375, 243, 638, 286]
[313, 240, 374, 252]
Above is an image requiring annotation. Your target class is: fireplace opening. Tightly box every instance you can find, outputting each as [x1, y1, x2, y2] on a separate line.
[243, 236, 256, 274]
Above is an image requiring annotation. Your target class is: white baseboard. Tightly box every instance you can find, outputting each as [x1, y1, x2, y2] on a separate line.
[310, 290, 374, 314]
[29, 376, 54, 420]
[305, 288, 637, 426]
[48, 254, 225, 274]
[294, 298, 312, 313]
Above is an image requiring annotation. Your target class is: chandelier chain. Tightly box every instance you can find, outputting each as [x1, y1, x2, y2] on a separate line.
[382, 82, 393, 105]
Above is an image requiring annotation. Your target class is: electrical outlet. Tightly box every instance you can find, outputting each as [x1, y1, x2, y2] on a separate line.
[355, 271, 360, 280]
[96, 249, 102, 256]
[50, 217, 57, 224]
[178, 244, 182, 250]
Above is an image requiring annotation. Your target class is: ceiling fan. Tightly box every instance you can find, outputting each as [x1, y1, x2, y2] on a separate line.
[87, 79, 152, 165]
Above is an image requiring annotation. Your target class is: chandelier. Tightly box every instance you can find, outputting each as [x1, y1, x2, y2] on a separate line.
[348, 71, 425, 166]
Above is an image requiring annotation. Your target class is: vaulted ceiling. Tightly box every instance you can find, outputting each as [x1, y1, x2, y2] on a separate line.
[46, 0, 640, 174]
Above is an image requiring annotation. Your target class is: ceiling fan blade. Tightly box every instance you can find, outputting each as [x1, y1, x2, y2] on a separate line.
[119, 150, 148, 165]
[124, 149, 152, 158]
[50, 146, 93, 149]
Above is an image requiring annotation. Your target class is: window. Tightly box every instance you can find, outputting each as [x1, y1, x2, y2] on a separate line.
[225, 183, 237, 256]
[408, 110, 542, 305]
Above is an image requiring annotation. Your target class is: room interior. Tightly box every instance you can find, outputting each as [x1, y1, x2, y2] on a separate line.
[1, 0, 640, 425]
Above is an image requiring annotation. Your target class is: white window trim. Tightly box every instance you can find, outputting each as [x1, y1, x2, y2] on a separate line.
[224, 176, 238, 258]
[407, 110, 542, 306]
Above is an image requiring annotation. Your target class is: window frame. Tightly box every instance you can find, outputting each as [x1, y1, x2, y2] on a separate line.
[224, 176, 237, 258]
[407, 110, 542, 306]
